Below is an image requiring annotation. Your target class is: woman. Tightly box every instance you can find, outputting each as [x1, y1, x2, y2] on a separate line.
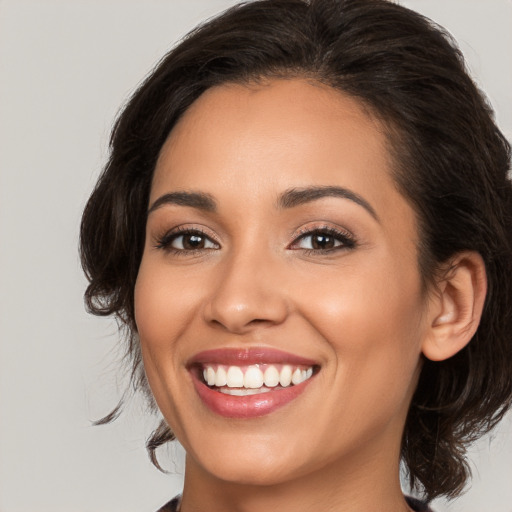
[80, 0, 512, 510]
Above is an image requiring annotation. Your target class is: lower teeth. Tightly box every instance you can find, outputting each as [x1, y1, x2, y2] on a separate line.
[217, 386, 278, 396]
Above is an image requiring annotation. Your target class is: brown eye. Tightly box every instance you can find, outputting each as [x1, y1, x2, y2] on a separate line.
[180, 234, 207, 250]
[155, 229, 220, 252]
[311, 233, 336, 250]
[292, 228, 355, 252]
[171, 232, 218, 251]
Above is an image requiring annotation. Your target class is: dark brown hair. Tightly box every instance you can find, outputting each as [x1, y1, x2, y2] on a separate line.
[80, 0, 512, 501]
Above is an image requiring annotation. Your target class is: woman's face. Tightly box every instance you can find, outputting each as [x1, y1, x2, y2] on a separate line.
[135, 79, 431, 487]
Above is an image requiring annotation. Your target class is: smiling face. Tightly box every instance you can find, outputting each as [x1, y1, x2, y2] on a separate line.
[135, 79, 431, 492]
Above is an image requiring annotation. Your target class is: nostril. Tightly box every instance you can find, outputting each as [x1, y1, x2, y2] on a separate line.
[208, 317, 268, 332]
[204, 283, 289, 333]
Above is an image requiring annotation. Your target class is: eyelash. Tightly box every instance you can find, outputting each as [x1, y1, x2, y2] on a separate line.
[154, 225, 356, 255]
[290, 226, 356, 254]
[154, 227, 219, 255]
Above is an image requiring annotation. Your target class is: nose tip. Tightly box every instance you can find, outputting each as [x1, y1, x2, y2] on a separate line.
[203, 262, 288, 334]
[207, 302, 280, 334]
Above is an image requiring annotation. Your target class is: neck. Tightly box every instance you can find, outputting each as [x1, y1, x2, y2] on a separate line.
[180, 437, 412, 512]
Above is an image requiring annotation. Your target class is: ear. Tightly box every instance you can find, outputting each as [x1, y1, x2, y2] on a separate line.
[422, 251, 487, 362]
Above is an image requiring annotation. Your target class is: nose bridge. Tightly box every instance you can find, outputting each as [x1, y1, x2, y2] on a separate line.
[204, 239, 288, 333]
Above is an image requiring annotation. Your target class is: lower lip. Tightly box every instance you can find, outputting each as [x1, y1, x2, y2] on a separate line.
[191, 372, 314, 418]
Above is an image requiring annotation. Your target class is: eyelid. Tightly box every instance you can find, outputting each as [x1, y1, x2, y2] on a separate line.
[153, 224, 221, 252]
[288, 224, 356, 251]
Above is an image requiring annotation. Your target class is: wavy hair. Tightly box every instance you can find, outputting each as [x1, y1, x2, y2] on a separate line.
[80, 0, 512, 501]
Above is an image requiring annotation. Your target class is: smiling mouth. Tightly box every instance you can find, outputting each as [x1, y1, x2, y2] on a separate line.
[188, 348, 320, 417]
[200, 363, 315, 396]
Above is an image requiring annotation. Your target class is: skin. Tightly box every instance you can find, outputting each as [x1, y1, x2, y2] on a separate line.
[134, 79, 484, 511]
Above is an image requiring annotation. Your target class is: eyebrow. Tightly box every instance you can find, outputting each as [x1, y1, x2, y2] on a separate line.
[147, 185, 378, 220]
[148, 191, 217, 214]
[277, 186, 378, 221]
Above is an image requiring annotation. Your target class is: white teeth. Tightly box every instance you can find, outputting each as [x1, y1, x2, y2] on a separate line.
[226, 366, 244, 387]
[244, 366, 264, 388]
[206, 367, 216, 386]
[214, 366, 227, 387]
[279, 365, 292, 387]
[291, 368, 303, 385]
[220, 387, 273, 396]
[263, 366, 280, 387]
[202, 363, 315, 391]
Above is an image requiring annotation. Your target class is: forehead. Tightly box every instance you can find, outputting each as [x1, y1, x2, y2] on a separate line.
[151, 79, 410, 228]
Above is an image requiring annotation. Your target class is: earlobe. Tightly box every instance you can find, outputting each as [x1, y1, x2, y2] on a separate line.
[422, 251, 487, 362]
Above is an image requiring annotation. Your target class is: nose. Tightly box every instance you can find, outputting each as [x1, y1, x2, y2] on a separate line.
[203, 250, 289, 334]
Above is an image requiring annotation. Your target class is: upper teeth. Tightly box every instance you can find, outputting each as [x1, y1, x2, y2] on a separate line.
[202, 364, 314, 389]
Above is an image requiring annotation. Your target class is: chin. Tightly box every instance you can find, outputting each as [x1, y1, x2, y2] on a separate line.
[202, 458, 304, 487]
[185, 431, 312, 487]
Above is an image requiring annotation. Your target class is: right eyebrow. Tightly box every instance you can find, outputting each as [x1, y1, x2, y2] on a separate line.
[147, 191, 217, 214]
[277, 185, 379, 221]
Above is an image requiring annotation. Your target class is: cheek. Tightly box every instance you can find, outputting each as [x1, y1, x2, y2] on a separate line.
[134, 259, 200, 350]
[303, 271, 424, 439]
[295, 255, 425, 392]
[133, 260, 202, 410]
[134, 266, 172, 391]
[133, 260, 201, 428]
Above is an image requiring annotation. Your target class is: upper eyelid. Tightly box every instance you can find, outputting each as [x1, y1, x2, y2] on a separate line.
[291, 225, 355, 241]
[162, 224, 219, 239]
[288, 225, 357, 250]
[176, 229, 219, 243]
[153, 223, 356, 249]
[154, 225, 221, 248]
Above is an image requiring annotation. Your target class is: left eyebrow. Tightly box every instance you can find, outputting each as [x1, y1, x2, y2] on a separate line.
[147, 191, 217, 214]
[277, 186, 379, 221]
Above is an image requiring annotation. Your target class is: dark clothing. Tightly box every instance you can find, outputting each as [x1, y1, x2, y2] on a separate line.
[406, 496, 434, 511]
[157, 496, 180, 512]
[157, 495, 433, 511]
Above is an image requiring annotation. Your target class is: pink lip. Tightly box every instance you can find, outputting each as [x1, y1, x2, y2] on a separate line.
[191, 372, 314, 418]
[188, 347, 317, 366]
[188, 347, 318, 419]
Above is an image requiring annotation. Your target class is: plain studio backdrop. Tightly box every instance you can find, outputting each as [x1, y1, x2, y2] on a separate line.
[0, 1, 511, 511]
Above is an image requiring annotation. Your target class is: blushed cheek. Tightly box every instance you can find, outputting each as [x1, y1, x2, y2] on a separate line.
[134, 269, 162, 344]
[300, 268, 424, 361]
[134, 269, 179, 408]
[134, 263, 181, 354]
[134, 262, 206, 355]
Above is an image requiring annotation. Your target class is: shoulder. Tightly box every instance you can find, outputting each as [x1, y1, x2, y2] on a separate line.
[157, 495, 430, 512]
[156, 495, 181, 512]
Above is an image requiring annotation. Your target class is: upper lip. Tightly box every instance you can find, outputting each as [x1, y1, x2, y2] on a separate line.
[187, 347, 318, 367]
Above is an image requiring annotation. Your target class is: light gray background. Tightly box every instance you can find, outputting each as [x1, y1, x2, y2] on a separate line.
[0, 1, 511, 511]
